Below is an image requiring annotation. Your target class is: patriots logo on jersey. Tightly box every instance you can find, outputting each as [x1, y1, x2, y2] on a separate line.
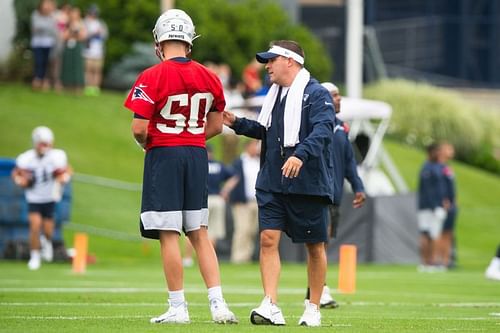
[132, 86, 154, 104]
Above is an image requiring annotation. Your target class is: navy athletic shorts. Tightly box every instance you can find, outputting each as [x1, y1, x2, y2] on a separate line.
[256, 190, 329, 244]
[443, 206, 457, 231]
[28, 202, 56, 219]
[139, 146, 209, 240]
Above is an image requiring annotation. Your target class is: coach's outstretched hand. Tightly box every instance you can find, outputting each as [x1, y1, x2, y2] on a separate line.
[223, 110, 236, 127]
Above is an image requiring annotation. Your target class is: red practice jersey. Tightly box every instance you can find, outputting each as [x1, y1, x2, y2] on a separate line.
[124, 58, 225, 149]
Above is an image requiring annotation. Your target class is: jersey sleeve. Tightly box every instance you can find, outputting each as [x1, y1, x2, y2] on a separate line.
[208, 73, 226, 112]
[51, 149, 68, 170]
[124, 69, 158, 119]
[15, 151, 31, 170]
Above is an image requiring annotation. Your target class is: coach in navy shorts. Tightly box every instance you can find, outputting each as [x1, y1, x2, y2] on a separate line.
[223, 40, 335, 326]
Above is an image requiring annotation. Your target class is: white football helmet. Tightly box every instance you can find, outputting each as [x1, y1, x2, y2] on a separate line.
[152, 9, 198, 46]
[32, 126, 54, 145]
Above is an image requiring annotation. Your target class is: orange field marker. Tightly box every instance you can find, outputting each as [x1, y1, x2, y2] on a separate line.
[72, 233, 88, 274]
[338, 244, 357, 294]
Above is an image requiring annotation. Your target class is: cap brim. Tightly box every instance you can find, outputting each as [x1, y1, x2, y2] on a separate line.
[256, 52, 279, 63]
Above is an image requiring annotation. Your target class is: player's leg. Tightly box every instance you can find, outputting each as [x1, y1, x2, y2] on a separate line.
[188, 228, 220, 288]
[27, 206, 43, 270]
[159, 230, 183, 290]
[40, 202, 56, 262]
[183, 147, 237, 324]
[141, 147, 190, 324]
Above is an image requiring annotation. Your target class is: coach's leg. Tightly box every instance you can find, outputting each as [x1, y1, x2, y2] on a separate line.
[159, 230, 183, 291]
[188, 227, 221, 288]
[259, 229, 281, 302]
[306, 242, 327, 306]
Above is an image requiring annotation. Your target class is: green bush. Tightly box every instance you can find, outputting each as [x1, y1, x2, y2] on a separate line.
[364, 79, 500, 174]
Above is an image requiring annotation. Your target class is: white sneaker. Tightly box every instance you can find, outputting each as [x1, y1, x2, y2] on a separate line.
[28, 256, 41, 270]
[150, 302, 190, 324]
[485, 258, 500, 281]
[250, 296, 286, 325]
[210, 299, 238, 324]
[28, 250, 41, 270]
[40, 235, 53, 262]
[298, 300, 321, 327]
[320, 285, 338, 309]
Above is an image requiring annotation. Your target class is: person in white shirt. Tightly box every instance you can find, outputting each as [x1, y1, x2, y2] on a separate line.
[12, 126, 71, 270]
[83, 4, 108, 96]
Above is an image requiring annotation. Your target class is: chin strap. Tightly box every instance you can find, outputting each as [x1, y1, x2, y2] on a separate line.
[154, 43, 165, 61]
[154, 42, 192, 61]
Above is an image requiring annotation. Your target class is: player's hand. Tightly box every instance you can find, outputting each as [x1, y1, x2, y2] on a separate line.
[353, 192, 366, 208]
[282, 156, 303, 178]
[223, 110, 236, 126]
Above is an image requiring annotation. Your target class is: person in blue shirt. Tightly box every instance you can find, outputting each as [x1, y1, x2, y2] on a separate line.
[229, 139, 261, 264]
[223, 40, 335, 327]
[417, 143, 449, 271]
[304, 82, 366, 309]
[436, 142, 457, 269]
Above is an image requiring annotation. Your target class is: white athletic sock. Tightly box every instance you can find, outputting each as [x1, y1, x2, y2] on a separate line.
[207, 286, 223, 303]
[30, 250, 41, 259]
[168, 289, 185, 307]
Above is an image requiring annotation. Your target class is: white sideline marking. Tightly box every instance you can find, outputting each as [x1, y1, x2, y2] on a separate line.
[1, 314, 495, 322]
[0, 286, 306, 294]
[2, 301, 500, 308]
[0, 302, 256, 307]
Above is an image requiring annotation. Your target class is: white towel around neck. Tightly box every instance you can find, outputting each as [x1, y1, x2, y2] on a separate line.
[257, 68, 310, 147]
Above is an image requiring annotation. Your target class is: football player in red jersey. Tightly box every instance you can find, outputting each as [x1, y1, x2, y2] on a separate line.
[124, 9, 237, 325]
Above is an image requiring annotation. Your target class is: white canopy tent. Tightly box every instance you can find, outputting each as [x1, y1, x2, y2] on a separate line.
[337, 97, 408, 195]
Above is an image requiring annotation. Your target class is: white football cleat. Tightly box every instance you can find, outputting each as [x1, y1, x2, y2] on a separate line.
[250, 296, 286, 325]
[320, 285, 339, 309]
[28, 250, 41, 270]
[40, 235, 53, 262]
[150, 301, 190, 324]
[298, 300, 321, 327]
[485, 258, 500, 281]
[210, 299, 238, 324]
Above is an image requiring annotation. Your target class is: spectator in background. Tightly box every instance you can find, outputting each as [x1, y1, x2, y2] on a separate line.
[436, 142, 457, 269]
[242, 58, 263, 97]
[83, 4, 108, 96]
[182, 145, 238, 267]
[12, 127, 71, 270]
[30, 0, 58, 91]
[485, 244, 500, 280]
[305, 82, 366, 308]
[61, 7, 86, 93]
[229, 139, 260, 264]
[417, 143, 449, 272]
[49, 2, 71, 92]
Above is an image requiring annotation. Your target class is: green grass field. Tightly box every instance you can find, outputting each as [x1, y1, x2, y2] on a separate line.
[1, 84, 499, 331]
[1, 261, 499, 332]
